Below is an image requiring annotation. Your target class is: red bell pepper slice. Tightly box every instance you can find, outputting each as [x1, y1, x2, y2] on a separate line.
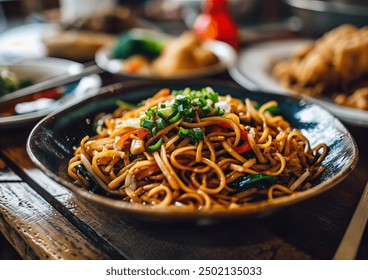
[217, 122, 251, 154]
[135, 164, 161, 180]
[152, 88, 170, 99]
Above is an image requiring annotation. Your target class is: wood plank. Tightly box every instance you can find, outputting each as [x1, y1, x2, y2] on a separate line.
[0, 158, 21, 181]
[57, 193, 315, 260]
[0, 181, 109, 259]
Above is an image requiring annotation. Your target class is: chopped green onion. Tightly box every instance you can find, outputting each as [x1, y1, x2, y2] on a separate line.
[148, 137, 163, 151]
[178, 127, 203, 144]
[146, 107, 158, 118]
[168, 111, 182, 124]
[192, 127, 203, 139]
[156, 118, 166, 129]
[142, 119, 155, 130]
[178, 127, 191, 138]
[140, 87, 225, 134]
[183, 107, 192, 116]
[158, 107, 175, 118]
[140, 115, 150, 127]
[184, 117, 193, 123]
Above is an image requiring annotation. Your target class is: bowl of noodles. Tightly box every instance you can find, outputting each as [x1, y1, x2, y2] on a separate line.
[27, 80, 358, 222]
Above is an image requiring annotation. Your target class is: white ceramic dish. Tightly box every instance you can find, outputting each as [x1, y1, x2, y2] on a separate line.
[0, 23, 57, 63]
[0, 22, 160, 64]
[0, 57, 101, 128]
[229, 39, 368, 127]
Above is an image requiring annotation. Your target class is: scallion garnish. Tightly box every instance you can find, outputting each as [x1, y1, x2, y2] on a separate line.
[142, 119, 155, 130]
[148, 137, 163, 151]
[178, 127, 203, 144]
[156, 118, 166, 129]
[139, 87, 225, 145]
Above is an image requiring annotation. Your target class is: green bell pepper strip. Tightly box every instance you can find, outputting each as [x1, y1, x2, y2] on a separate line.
[168, 112, 182, 124]
[148, 137, 164, 151]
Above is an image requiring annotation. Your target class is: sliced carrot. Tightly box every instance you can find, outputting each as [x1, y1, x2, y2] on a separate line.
[152, 88, 170, 99]
[137, 128, 149, 140]
[116, 128, 149, 148]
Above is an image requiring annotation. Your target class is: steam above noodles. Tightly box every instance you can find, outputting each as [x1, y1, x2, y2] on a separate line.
[68, 87, 328, 210]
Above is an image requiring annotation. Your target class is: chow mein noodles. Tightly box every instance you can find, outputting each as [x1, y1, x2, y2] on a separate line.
[68, 87, 328, 210]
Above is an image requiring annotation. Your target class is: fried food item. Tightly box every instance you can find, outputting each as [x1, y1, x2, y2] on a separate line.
[335, 87, 368, 110]
[272, 24, 368, 110]
[43, 31, 115, 62]
[151, 32, 219, 77]
[61, 7, 136, 35]
[43, 7, 136, 61]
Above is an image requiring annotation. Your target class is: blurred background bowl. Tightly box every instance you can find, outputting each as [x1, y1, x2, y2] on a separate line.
[285, 0, 368, 37]
[169, 0, 257, 27]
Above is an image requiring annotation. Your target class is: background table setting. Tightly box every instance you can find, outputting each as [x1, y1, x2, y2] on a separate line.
[0, 0, 367, 260]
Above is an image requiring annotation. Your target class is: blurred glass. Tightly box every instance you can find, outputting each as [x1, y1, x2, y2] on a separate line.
[59, 0, 116, 23]
[169, 0, 258, 27]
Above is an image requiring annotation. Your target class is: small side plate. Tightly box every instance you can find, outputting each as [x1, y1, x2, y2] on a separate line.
[0, 58, 101, 129]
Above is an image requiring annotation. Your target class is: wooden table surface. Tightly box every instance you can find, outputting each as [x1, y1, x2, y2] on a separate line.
[0, 71, 367, 260]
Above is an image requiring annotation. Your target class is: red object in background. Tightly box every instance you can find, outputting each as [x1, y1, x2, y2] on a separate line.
[193, 0, 239, 49]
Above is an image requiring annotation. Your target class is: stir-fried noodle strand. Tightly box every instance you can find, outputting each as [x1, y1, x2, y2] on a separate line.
[68, 87, 328, 210]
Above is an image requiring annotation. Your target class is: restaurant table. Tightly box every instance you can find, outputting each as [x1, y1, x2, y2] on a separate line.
[0, 71, 367, 260]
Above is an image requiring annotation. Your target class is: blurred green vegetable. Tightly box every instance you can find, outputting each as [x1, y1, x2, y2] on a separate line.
[111, 30, 165, 60]
[18, 78, 34, 89]
[0, 67, 34, 96]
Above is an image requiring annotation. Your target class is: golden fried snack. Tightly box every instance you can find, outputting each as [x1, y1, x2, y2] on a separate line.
[43, 31, 115, 62]
[335, 87, 368, 110]
[151, 32, 219, 77]
[272, 24, 368, 110]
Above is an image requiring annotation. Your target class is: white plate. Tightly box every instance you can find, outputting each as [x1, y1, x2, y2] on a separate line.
[0, 57, 101, 128]
[0, 23, 58, 63]
[229, 39, 368, 127]
[0, 22, 160, 64]
[95, 31, 237, 80]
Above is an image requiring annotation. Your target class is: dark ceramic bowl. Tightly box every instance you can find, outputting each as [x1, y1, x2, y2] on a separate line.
[27, 80, 358, 222]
